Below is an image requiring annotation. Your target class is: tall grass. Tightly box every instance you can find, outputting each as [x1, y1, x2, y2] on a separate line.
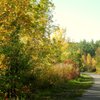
[32, 63, 80, 89]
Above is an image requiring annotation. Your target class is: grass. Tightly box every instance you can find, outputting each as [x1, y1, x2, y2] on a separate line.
[0, 74, 93, 100]
[32, 74, 93, 100]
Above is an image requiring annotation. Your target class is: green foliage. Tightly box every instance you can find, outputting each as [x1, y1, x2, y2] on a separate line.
[95, 46, 100, 73]
[79, 40, 95, 57]
[95, 40, 100, 49]
[67, 40, 98, 72]
[67, 42, 82, 67]
[95, 47, 100, 67]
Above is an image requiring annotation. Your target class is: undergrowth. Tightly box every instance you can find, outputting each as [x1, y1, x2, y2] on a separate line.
[32, 74, 93, 100]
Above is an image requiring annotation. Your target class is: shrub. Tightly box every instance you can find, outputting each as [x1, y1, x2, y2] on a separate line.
[31, 62, 80, 89]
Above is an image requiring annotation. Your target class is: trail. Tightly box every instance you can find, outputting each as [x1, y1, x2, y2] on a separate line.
[79, 73, 100, 100]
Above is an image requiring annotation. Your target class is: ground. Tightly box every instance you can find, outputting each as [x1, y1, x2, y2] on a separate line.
[79, 73, 100, 100]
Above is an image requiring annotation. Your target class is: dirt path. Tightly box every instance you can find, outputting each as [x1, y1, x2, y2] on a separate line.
[79, 73, 100, 100]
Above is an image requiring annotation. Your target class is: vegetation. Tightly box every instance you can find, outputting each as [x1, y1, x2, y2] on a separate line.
[30, 74, 93, 100]
[67, 40, 100, 72]
[95, 47, 100, 74]
[0, 0, 99, 99]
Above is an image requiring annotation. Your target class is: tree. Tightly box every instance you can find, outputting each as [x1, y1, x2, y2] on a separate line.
[50, 27, 68, 63]
[87, 54, 92, 66]
[81, 53, 96, 72]
[95, 40, 100, 49]
[95, 47, 100, 67]
[0, 0, 54, 99]
[79, 40, 95, 57]
[67, 42, 81, 68]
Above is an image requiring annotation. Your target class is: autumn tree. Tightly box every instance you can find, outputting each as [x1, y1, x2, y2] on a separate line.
[0, 0, 54, 99]
[81, 53, 96, 72]
[50, 27, 68, 63]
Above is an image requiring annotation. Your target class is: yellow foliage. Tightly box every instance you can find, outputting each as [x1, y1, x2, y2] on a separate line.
[81, 53, 96, 71]
[0, 54, 7, 70]
[36, 63, 80, 86]
[50, 27, 69, 62]
[91, 58, 96, 67]
[87, 53, 92, 66]
[81, 55, 86, 64]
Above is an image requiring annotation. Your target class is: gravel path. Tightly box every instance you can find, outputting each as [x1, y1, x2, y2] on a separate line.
[79, 73, 100, 100]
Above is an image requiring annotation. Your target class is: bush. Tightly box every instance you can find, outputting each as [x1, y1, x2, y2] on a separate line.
[30, 62, 80, 89]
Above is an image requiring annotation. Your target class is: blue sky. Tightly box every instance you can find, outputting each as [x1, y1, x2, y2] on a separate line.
[52, 0, 100, 42]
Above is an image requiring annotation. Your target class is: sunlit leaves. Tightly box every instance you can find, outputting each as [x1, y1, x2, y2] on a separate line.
[81, 53, 96, 71]
[0, 0, 54, 98]
[50, 28, 68, 62]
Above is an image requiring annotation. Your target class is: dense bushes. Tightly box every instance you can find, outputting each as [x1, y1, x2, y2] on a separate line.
[29, 63, 80, 92]
[0, 0, 80, 99]
[1, 0, 99, 99]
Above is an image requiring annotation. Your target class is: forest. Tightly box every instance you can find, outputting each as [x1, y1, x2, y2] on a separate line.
[0, 0, 100, 100]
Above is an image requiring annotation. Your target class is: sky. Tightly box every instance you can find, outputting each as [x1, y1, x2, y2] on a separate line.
[52, 0, 100, 42]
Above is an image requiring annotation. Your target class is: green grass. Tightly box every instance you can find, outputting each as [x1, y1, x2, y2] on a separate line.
[32, 74, 93, 100]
